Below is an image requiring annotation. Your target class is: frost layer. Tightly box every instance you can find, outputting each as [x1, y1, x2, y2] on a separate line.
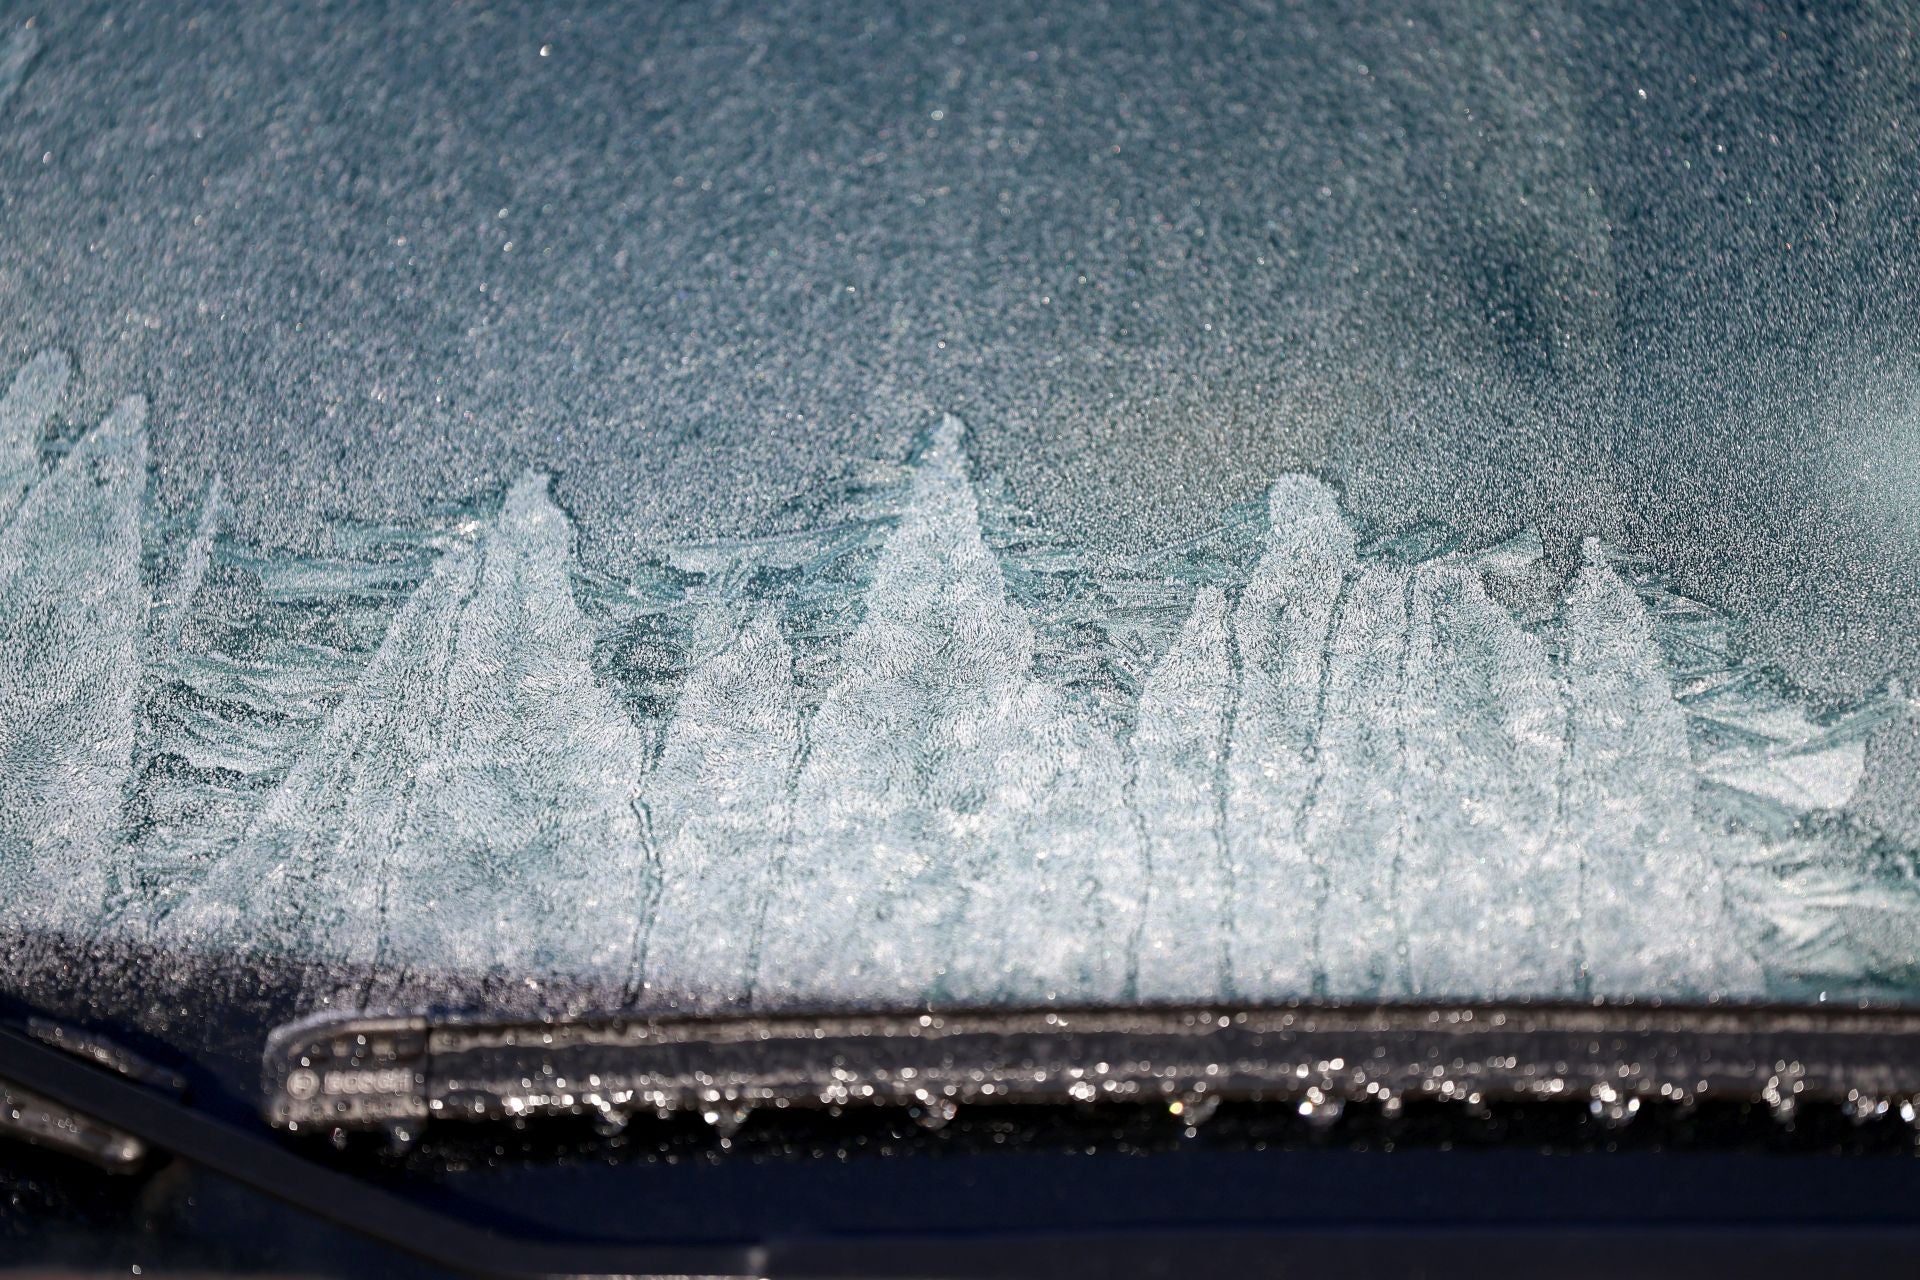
[174, 474, 653, 976]
[0, 369, 146, 925]
[755, 419, 1145, 1005]
[0, 352, 1898, 1003]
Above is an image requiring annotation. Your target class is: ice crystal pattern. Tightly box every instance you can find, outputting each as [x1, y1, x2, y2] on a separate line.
[0, 352, 1908, 1006]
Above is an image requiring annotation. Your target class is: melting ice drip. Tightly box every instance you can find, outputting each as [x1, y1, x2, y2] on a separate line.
[0, 352, 1907, 1005]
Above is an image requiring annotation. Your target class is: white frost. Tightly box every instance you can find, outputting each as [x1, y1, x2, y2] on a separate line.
[640, 607, 800, 1007]
[0, 379, 1870, 1003]
[0, 391, 147, 925]
[1225, 476, 1355, 996]
[755, 416, 1145, 1005]
[1132, 585, 1234, 1000]
[170, 473, 653, 975]
[1559, 539, 1762, 993]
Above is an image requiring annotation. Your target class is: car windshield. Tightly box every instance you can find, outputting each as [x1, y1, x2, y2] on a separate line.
[3, 0, 1918, 1024]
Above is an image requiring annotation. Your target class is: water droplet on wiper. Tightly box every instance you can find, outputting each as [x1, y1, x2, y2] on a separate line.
[1844, 1092, 1891, 1125]
[1169, 1092, 1219, 1131]
[1761, 1072, 1801, 1124]
[1588, 1084, 1640, 1128]
[1296, 1087, 1344, 1129]
[701, 1102, 753, 1138]
[914, 1098, 959, 1130]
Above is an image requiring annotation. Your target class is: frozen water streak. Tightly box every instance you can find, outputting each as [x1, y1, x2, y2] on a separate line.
[1560, 540, 1762, 993]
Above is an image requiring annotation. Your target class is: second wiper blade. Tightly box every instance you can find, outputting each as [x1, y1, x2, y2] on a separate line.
[264, 1001, 1920, 1134]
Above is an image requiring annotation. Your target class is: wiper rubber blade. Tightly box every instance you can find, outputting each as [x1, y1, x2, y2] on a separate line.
[268, 1000, 1920, 1134]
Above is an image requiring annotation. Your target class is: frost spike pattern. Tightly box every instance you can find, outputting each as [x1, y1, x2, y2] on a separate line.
[754, 416, 1146, 1006]
[2, 387, 1842, 1003]
[0, 349, 69, 525]
[173, 473, 652, 975]
[1394, 560, 1570, 996]
[1224, 476, 1359, 996]
[1298, 563, 1411, 996]
[1132, 586, 1235, 1000]
[1559, 539, 1762, 993]
[0, 392, 146, 924]
[640, 607, 801, 1008]
[0, 23, 40, 115]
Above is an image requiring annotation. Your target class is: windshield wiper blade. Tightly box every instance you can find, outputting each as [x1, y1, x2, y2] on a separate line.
[268, 1000, 1920, 1136]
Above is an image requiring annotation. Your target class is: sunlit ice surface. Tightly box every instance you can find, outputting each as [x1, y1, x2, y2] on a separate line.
[0, 367, 1906, 1009]
[2, 1, 1919, 1013]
